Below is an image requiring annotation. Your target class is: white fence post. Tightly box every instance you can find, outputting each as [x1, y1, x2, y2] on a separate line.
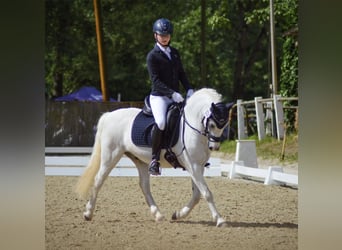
[255, 97, 265, 140]
[237, 99, 247, 139]
[273, 95, 284, 140]
[265, 101, 273, 136]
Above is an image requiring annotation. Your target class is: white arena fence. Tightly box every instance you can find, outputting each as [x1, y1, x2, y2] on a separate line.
[45, 146, 298, 187]
[221, 140, 297, 186]
[221, 161, 298, 186]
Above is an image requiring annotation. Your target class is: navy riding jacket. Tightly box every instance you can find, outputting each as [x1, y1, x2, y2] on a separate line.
[146, 44, 192, 97]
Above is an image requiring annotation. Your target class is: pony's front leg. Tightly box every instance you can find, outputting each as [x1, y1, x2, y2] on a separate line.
[136, 162, 164, 222]
[172, 179, 201, 221]
[191, 170, 227, 227]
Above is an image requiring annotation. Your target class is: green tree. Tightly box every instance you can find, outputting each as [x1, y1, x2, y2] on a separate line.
[45, 0, 98, 98]
[45, 0, 298, 103]
[245, 0, 298, 98]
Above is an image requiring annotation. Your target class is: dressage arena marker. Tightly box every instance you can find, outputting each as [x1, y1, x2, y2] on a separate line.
[235, 140, 258, 168]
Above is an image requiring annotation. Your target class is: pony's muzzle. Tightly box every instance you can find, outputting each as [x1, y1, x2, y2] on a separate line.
[209, 142, 220, 151]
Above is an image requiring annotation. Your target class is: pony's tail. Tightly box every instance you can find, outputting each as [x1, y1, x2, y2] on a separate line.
[75, 113, 107, 199]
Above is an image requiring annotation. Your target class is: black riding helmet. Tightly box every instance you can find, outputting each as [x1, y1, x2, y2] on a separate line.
[153, 18, 173, 35]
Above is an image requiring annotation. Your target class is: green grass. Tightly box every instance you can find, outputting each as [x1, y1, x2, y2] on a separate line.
[220, 133, 298, 163]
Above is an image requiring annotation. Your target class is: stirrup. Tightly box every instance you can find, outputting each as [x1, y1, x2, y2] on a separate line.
[148, 160, 161, 176]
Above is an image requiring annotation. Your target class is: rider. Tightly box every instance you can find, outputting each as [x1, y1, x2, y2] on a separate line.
[146, 18, 194, 176]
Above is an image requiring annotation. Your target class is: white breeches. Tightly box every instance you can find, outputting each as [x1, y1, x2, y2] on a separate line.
[149, 95, 173, 131]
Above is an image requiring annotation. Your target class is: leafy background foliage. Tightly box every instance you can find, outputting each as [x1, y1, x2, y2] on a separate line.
[45, 0, 298, 103]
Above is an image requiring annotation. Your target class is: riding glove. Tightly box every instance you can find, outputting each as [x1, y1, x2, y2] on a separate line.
[172, 92, 184, 103]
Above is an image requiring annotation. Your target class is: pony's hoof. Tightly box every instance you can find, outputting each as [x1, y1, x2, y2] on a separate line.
[155, 214, 165, 222]
[216, 218, 228, 227]
[83, 213, 92, 221]
[217, 221, 229, 228]
[171, 211, 178, 220]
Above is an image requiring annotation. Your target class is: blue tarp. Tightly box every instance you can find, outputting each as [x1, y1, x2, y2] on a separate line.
[55, 86, 116, 102]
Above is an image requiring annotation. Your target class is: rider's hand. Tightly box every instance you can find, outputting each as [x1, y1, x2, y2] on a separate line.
[172, 92, 184, 103]
[186, 89, 194, 99]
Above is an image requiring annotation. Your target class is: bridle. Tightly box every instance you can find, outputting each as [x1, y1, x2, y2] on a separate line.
[174, 101, 228, 151]
[183, 114, 222, 143]
[170, 101, 230, 159]
[183, 103, 229, 143]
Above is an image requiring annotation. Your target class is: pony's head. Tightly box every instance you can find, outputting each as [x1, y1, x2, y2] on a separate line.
[204, 102, 230, 150]
[185, 88, 231, 151]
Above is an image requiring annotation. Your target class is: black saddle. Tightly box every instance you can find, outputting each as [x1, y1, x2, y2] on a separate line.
[131, 96, 183, 149]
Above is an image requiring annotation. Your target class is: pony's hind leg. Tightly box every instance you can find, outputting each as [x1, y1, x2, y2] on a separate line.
[128, 155, 165, 222]
[83, 164, 112, 220]
[83, 148, 123, 220]
[172, 179, 201, 221]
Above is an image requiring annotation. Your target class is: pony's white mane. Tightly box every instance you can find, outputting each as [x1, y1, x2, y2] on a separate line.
[186, 88, 222, 115]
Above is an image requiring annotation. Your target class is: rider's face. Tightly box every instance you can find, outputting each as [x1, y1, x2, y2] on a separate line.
[155, 33, 171, 47]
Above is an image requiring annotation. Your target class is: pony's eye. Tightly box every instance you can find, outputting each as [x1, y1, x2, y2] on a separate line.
[209, 123, 216, 130]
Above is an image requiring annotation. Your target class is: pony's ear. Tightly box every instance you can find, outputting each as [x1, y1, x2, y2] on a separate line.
[211, 102, 216, 111]
[226, 102, 234, 110]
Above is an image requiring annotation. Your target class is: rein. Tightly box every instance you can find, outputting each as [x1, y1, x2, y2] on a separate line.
[170, 100, 228, 158]
[183, 110, 223, 143]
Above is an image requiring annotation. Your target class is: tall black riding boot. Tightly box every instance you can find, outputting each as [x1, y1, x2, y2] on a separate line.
[149, 124, 163, 175]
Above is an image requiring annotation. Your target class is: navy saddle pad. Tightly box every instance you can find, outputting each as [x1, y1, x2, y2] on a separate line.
[131, 109, 181, 148]
[131, 111, 155, 147]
